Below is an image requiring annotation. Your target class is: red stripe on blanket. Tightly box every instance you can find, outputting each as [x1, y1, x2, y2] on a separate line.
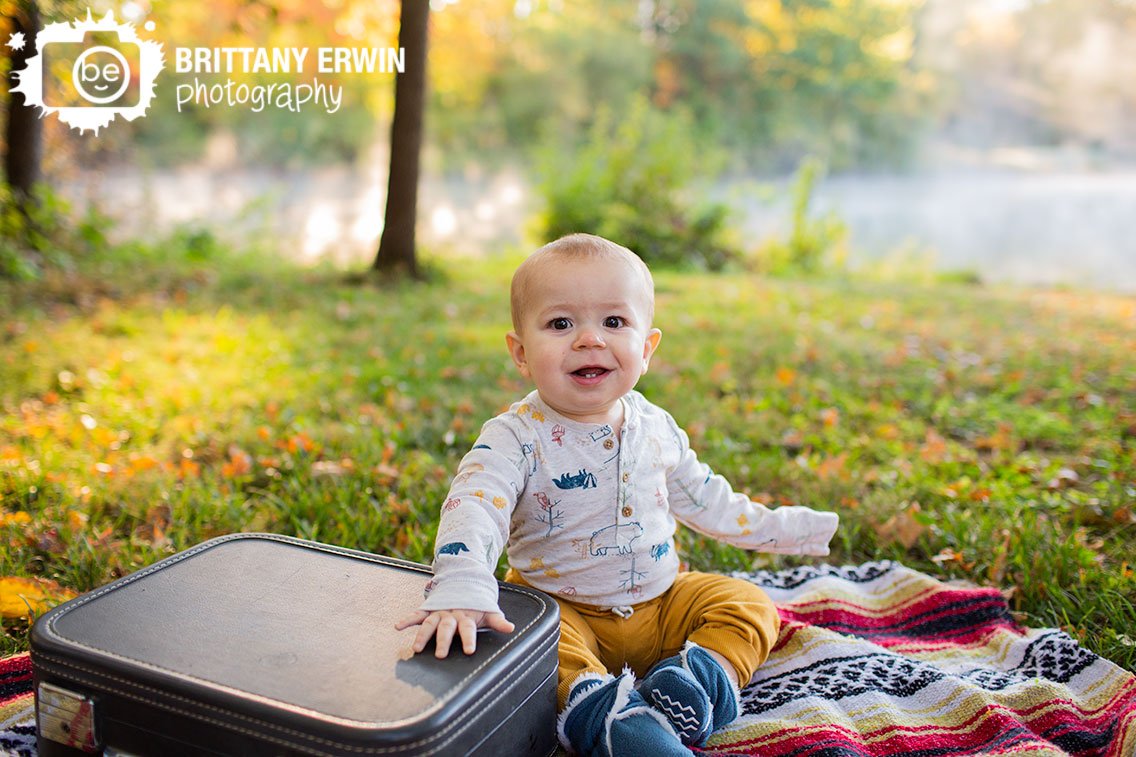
[0, 653, 33, 704]
[778, 586, 1006, 624]
[716, 706, 1067, 756]
[777, 589, 1023, 648]
[1018, 683, 1136, 744]
[779, 588, 1011, 629]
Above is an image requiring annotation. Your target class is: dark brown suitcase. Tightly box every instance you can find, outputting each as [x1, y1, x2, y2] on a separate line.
[30, 533, 560, 756]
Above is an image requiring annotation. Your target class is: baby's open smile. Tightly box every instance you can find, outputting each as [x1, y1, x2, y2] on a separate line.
[570, 365, 613, 383]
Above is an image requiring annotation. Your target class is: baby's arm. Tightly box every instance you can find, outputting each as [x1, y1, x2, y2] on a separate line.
[395, 608, 515, 658]
[665, 415, 838, 554]
[395, 415, 529, 656]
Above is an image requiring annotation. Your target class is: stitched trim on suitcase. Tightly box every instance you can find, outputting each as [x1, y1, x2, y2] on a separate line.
[35, 629, 557, 755]
[37, 533, 557, 725]
[462, 664, 557, 757]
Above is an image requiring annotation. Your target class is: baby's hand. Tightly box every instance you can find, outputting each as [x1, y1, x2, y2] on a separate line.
[394, 609, 515, 658]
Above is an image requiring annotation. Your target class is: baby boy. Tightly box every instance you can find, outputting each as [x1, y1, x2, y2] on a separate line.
[396, 233, 838, 756]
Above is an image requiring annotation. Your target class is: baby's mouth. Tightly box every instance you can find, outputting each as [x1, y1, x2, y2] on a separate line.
[572, 367, 611, 379]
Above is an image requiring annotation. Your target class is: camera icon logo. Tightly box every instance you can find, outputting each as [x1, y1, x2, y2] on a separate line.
[12, 10, 164, 135]
[43, 32, 141, 109]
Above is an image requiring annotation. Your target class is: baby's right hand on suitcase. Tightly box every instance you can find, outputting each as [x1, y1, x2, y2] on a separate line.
[395, 609, 515, 658]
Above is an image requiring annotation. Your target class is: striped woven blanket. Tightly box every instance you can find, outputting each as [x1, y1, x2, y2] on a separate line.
[0, 654, 34, 757]
[710, 562, 1136, 756]
[2, 562, 1134, 756]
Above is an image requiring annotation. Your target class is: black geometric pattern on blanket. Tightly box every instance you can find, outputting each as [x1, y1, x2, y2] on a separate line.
[0, 726, 36, 757]
[742, 562, 894, 591]
[744, 628, 1100, 716]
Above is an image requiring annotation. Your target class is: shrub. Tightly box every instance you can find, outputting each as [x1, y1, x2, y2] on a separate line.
[0, 183, 111, 281]
[755, 157, 847, 276]
[533, 96, 737, 270]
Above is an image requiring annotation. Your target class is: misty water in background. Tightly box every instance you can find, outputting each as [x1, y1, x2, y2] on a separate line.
[81, 162, 1136, 294]
[735, 169, 1136, 292]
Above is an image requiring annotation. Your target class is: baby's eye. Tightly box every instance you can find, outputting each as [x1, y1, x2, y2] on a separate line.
[603, 316, 625, 329]
[549, 317, 572, 330]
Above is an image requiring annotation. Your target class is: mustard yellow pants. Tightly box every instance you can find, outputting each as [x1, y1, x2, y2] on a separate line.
[506, 570, 781, 709]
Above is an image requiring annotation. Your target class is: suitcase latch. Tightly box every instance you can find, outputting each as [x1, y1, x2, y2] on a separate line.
[37, 682, 100, 753]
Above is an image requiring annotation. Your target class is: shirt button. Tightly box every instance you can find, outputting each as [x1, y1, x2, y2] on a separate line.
[603, 439, 615, 450]
[622, 472, 630, 482]
[622, 506, 633, 517]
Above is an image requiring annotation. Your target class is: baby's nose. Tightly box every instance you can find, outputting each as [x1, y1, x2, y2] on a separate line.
[574, 329, 605, 348]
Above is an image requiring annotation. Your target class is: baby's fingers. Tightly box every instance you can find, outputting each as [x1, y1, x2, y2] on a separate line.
[434, 615, 459, 659]
[457, 615, 480, 655]
[484, 613, 515, 635]
[411, 614, 442, 653]
[394, 610, 429, 631]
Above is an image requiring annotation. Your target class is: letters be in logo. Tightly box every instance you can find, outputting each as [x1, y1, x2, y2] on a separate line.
[11, 10, 164, 135]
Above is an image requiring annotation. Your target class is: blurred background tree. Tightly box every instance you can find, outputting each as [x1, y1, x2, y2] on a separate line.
[428, 0, 926, 172]
[2, 0, 42, 202]
[373, 0, 429, 277]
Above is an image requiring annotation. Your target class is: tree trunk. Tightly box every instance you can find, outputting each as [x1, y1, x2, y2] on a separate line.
[4, 0, 43, 202]
[372, 0, 429, 277]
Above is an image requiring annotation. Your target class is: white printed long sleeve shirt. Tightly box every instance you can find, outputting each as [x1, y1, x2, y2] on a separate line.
[419, 390, 839, 615]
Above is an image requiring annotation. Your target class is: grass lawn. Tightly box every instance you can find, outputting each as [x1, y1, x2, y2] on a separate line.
[2, 244, 1134, 670]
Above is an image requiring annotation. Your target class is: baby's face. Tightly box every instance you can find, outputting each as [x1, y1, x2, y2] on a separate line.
[506, 256, 661, 426]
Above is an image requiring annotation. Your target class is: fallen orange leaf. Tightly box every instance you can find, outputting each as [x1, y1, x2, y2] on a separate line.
[221, 446, 253, 478]
[0, 576, 78, 619]
[0, 511, 32, 527]
[128, 455, 160, 474]
[875, 502, 926, 549]
[177, 458, 201, 479]
[374, 462, 400, 482]
[283, 433, 316, 455]
[975, 423, 1017, 454]
[66, 510, 88, 531]
[919, 429, 949, 464]
[816, 452, 850, 482]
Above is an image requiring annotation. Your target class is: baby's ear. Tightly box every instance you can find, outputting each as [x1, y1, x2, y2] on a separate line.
[642, 328, 662, 370]
[505, 331, 531, 378]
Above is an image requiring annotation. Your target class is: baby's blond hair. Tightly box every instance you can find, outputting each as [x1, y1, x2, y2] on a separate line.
[510, 234, 655, 332]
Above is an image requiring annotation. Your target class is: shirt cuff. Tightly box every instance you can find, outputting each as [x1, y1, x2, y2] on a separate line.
[419, 576, 501, 615]
[799, 511, 839, 555]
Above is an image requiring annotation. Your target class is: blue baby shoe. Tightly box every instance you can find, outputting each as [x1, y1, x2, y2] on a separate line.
[558, 672, 693, 756]
[639, 643, 741, 746]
